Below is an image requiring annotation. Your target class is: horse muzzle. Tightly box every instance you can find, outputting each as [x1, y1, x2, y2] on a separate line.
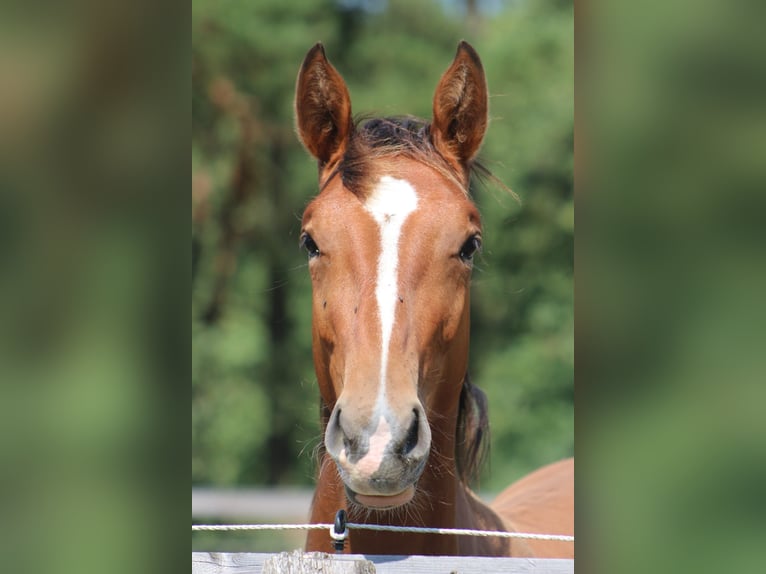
[325, 403, 431, 509]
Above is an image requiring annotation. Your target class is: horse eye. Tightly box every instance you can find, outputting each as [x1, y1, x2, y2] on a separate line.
[300, 232, 320, 259]
[459, 236, 482, 262]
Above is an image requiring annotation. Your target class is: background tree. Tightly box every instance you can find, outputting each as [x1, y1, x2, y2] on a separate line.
[192, 0, 572, 492]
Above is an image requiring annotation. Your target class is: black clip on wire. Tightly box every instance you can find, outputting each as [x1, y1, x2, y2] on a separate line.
[330, 509, 348, 553]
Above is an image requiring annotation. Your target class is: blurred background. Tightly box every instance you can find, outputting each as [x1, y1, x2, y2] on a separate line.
[580, 1, 766, 572]
[192, 0, 573, 551]
[1, 0, 763, 571]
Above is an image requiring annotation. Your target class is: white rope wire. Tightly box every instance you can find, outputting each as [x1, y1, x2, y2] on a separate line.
[192, 522, 574, 542]
[192, 523, 328, 532]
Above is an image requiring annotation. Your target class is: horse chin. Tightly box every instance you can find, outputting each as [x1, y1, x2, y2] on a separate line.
[345, 484, 416, 510]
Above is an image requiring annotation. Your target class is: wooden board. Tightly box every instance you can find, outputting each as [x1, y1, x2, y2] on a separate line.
[192, 552, 574, 574]
[263, 551, 375, 573]
[192, 488, 313, 521]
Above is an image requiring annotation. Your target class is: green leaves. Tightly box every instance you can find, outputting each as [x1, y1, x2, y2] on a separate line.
[192, 0, 573, 490]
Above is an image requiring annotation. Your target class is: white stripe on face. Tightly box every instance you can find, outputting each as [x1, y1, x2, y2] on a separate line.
[364, 176, 419, 406]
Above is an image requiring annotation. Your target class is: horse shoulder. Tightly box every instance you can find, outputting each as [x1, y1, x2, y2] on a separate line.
[490, 457, 574, 559]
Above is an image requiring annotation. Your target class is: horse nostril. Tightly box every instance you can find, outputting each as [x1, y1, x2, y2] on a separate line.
[401, 408, 420, 456]
[325, 406, 349, 458]
[334, 409, 360, 454]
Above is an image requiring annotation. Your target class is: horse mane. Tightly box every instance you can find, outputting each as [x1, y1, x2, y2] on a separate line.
[455, 374, 491, 486]
[320, 116, 480, 197]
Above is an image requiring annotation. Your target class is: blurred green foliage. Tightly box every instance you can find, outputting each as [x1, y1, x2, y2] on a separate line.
[0, 1, 185, 572]
[582, 1, 766, 572]
[3, 0, 764, 571]
[192, 0, 573, 492]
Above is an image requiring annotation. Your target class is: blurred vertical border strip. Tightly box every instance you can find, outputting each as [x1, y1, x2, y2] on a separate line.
[580, 0, 766, 573]
[0, 0, 188, 573]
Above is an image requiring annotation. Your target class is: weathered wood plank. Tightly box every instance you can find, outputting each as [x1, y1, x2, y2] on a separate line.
[192, 552, 574, 574]
[192, 488, 314, 521]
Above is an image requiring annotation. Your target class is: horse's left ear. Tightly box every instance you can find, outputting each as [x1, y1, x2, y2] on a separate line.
[431, 41, 488, 167]
[295, 43, 353, 166]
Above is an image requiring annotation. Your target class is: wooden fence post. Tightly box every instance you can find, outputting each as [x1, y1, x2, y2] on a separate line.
[263, 550, 376, 573]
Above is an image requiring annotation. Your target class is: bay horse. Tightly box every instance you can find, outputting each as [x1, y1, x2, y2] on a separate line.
[295, 41, 573, 558]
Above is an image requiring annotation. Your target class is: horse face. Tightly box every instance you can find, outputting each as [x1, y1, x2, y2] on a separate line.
[301, 159, 481, 507]
[296, 42, 487, 509]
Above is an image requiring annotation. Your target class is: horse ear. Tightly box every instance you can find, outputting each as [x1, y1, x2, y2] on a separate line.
[295, 43, 352, 165]
[431, 41, 488, 166]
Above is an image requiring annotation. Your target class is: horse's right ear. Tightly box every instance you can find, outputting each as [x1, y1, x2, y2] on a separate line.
[295, 43, 352, 166]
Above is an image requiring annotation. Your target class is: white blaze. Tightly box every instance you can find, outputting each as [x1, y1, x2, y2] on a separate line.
[355, 416, 391, 476]
[364, 176, 419, 404]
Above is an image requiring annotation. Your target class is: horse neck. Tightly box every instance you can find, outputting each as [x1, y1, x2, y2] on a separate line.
[308, 450, 461, 555]
[308, 453, 514, 556]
